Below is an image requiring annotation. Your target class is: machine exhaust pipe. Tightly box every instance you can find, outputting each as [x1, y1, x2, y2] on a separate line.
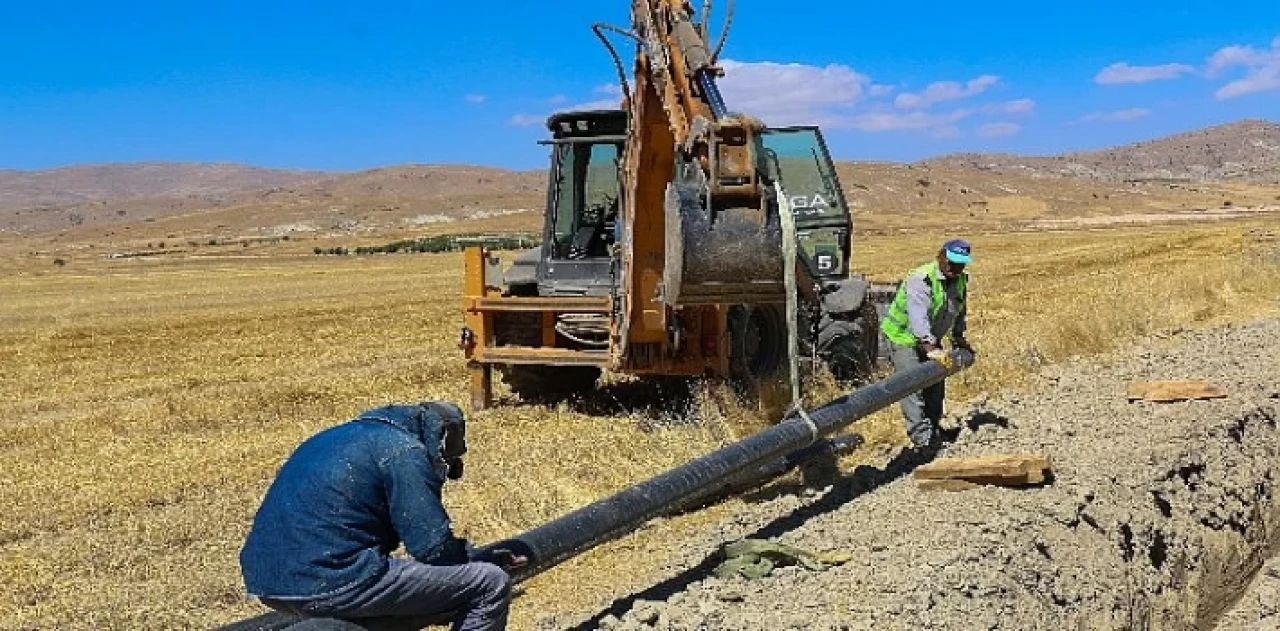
[221, 349, 974, 630]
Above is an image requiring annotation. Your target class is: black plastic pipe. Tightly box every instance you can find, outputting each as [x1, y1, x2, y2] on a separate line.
[221, 349, 973, 630]
[478, 348, 975, 581]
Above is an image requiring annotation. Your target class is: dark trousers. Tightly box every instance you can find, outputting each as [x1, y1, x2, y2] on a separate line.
[261, 559, 510, 631]
[889, 343, 945, 447]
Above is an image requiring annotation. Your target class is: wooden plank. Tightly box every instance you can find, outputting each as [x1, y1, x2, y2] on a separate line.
[914, 454, 1052, 488]
[917, 479, 981, 492]
[1126, 380, 1228, 402]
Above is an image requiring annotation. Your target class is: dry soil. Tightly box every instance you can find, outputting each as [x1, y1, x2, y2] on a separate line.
[536, 319, 1280, 630]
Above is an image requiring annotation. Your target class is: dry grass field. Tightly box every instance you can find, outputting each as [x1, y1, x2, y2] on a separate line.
[1, 218, 1278, 629]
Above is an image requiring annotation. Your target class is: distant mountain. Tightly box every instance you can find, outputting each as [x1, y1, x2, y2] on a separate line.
[0, 162, 324, 212]
[924, 120, 1280, 184]
[0, 164, 546, 235]
[307, 164, 544, 199]
[2, 120, 1278, 241]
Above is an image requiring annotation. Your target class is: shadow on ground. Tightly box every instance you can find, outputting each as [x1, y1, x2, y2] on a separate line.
[562, 430, 959, 631]
[499, 376, 716, 426]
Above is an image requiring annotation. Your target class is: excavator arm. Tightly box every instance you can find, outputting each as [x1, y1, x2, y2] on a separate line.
[616, 0, 785, 367]
[628, 0, 764, 213]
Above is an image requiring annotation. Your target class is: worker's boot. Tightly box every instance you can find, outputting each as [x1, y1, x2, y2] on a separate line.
[902, 423, 943, 464]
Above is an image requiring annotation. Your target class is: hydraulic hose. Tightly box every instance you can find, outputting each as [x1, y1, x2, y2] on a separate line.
[695, 70, 728, 120]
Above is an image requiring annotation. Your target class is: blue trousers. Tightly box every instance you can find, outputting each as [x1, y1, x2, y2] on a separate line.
[261, 559, 511, 631]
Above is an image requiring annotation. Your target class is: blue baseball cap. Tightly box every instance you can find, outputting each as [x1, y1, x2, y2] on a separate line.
[943, 239, 972, 264]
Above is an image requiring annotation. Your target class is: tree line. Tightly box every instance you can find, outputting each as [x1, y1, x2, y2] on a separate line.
[313, 234, 541, 256]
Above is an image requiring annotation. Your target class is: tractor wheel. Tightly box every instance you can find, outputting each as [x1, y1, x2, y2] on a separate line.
[728, 304, 789, 395]
[501, 365, 602, 403]
[817, 300, 880, 386]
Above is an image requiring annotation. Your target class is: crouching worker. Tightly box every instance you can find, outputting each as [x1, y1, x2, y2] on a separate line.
[240, 402, 522, 631]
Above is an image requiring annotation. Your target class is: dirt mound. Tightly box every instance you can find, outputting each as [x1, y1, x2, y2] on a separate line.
[574, 319, 1280, 630]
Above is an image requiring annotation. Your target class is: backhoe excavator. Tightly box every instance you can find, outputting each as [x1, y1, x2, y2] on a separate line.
[459, 0, 884, 409]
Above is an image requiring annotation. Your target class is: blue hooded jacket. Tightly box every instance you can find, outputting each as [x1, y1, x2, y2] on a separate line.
[240, 403, 469, 599]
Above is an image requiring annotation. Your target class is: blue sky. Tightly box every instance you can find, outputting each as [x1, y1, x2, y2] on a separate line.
[1, 0, 1277, 171]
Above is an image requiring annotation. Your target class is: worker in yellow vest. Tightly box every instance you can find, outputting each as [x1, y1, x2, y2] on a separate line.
[880, 239, 974, 450]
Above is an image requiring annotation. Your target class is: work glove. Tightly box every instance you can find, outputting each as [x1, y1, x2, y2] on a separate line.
[420, 535, 473, 566]
[473, 547, 530, 572]
[919, 342, 952, 368]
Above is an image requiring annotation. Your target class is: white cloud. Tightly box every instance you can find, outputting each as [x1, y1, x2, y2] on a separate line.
[894, 75, 1000, 110]
[463, 94, 487, 104]
[554, 99, 622, 112]
[508, 113, 544, 127]
[717, 62, 1029, 138]
[931, 125, 962, 139]
[1206, 38, 1277, 74]
[1206, 36, 1280, 100]
[547, 94, 569, 105]
[718, 59, 869, 126]
[1094, 62, 1194, 85]
[986, 99, 1036, 115]
[847, 107, 975, 132]
[506, 61, 1033, 139]
[977, 122, 1021, 137]
[509, 97, 623, 127]
[1216, 70, 1280, 99]
[1077, 108, 1152, 123]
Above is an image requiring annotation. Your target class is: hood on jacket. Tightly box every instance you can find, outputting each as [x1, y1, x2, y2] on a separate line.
[355, 402, 467, 478]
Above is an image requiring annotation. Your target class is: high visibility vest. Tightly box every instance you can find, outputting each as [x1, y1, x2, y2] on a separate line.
[880, 262, 968, 347]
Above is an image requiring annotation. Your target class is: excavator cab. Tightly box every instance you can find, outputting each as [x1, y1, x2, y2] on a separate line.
[514, 110, 853, 298]
[762, 126, 852, 281]
[523, 110, 628, 297]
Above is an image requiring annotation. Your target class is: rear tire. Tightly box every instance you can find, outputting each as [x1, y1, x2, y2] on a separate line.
[728, 304, 788, 396]
[501, 365, 602, 403]
[817, 300, 879, 385]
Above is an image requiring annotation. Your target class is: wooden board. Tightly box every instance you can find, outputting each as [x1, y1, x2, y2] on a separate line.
[914, 454, 1052, 490]
[1126, 380, 1228, 403]
[916, 479, 982, 492]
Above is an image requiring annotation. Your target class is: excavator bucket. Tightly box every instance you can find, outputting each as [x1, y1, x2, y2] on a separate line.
[662, 126, 851, 306]
[662, 167, 785, 306]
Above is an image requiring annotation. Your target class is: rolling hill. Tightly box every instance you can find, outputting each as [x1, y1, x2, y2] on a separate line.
[924, 119, 1280, 184]
[2, 120, 1278, 246]
[0, 162, 323, 212]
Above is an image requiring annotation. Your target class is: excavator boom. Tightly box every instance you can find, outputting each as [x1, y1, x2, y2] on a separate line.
[617, 0, 786, 369]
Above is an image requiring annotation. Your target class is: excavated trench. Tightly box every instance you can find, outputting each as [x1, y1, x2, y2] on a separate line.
[554, 320, 1280, 630]
[1215, 544, 1280, 629]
